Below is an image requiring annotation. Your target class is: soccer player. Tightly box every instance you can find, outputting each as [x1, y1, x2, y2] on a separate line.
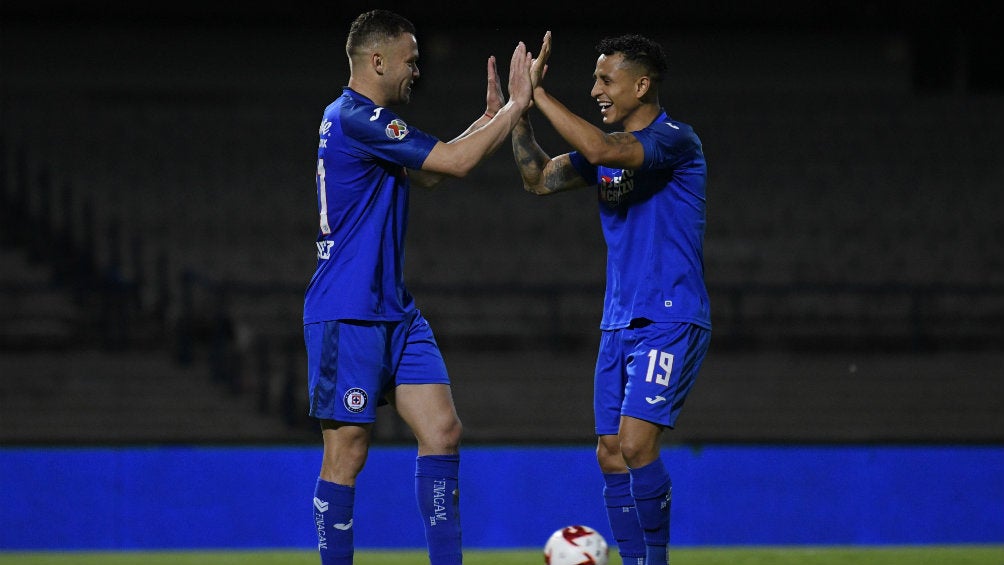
[512, 32, 711, 565]
[304, 10, 532, 565]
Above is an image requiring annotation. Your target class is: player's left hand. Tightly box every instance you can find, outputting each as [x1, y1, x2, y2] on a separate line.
[530, 30, 551, 91]
[485, 55, 505, 117]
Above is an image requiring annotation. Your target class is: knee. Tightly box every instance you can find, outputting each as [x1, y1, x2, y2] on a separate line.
[596, 437, 627, 474]
[440, 415, 463, 451]
[320, 423, 371, 484]
[417, 414, 463, 454]
[445, 413, 463, 449]
[617, 436, 659, 469]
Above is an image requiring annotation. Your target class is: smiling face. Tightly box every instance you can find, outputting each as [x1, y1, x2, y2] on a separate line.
[589, 52, 646, 129]
[379, 32, 420, 105]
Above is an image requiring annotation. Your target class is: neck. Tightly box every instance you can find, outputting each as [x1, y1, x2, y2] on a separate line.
[622, 103, 661, 132]
[348, 77, 387, 107]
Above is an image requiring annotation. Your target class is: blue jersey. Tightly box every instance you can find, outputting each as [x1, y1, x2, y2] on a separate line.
[304, 87, 439, 324]
[569, 110, 711, 330]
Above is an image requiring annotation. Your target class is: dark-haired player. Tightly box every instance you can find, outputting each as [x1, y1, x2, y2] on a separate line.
[513, 32, 711, 565]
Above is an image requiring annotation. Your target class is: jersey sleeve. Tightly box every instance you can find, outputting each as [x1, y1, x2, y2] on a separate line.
[568, 150, 598, 185]
[340, 106, 439, 170]
[632, 121, 702, 172]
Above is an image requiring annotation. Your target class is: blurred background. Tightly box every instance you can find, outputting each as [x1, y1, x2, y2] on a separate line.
[3, 0, 1004, 456]
[2, 0, 1003, 552]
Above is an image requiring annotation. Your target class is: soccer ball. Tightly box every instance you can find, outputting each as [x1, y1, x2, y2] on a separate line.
[543, 525, 609, 565]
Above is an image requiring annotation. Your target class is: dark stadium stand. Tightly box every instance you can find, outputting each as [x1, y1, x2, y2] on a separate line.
[2, 9, 1002, 444]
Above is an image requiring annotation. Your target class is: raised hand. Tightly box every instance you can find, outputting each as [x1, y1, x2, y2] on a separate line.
[485, 55, 505, 117]
[507, 41, 533, 109]
[530, 30, 552, 90]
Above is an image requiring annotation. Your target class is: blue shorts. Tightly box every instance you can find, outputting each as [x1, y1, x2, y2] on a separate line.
[594, 321, 710, 435]
[303, 309, 450, 423]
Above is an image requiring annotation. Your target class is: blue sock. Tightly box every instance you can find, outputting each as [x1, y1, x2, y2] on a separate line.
[313, 478, 355, 565]
[416, 454, 462, 565]
[630, 459, 672, 565]
[603, 472, 646, 565]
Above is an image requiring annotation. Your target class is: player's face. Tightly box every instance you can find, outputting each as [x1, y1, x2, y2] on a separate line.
[382, 33, 420, 105]
[590, 53, 642, 126]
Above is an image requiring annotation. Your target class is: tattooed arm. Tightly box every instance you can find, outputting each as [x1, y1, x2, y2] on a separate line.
[512, 116, 590, 195]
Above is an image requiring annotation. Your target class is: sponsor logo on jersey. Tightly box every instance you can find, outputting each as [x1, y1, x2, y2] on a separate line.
[599, 168, 635, 206]
[318, 120, 332, 148]
[385, 118, 409, 140]
[343, 387, 368, 413]
[370, 107, 384, 121]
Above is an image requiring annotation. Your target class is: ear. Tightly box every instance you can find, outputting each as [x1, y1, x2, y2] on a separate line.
[372, 52, 386, 75]
[635, 76, 651, 99]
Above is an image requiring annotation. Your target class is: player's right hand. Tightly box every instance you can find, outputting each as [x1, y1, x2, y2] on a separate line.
[507, 41, 533, 110]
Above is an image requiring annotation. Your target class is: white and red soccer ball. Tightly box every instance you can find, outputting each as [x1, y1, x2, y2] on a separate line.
[543, 525, 609, 565]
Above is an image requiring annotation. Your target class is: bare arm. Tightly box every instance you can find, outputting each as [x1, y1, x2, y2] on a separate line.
[417, 42, 533, 181]
[456, 54, 506, 139]
[511, 116, 589, 195]
[411, 55, 506, 189]
[534, 88, 644, 170]
[529, 30, 645, 170]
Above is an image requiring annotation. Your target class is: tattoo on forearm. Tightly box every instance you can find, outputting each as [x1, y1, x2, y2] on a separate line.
[543, 159, 579, 193]
[512, 132, 548, 191]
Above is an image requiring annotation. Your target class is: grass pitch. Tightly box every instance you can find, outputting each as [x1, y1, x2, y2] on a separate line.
[2, 546, 1002, 565]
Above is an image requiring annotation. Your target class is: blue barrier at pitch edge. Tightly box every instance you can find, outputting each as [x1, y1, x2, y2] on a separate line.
[1, 444, 1002, 550]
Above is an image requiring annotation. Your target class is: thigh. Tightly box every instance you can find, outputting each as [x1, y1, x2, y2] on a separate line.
[594, 329, 627, 436]
[391, 310, 450, 387]
[394, 382, 461, 455]
[389, 311, 459, 453]
[621, 322, 710, 429]
[304, 320, 392, 423]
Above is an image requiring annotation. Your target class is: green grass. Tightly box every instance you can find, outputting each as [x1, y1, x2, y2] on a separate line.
[2, 546, 1002, 565]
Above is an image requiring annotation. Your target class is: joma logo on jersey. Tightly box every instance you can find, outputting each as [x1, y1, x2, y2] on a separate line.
[385, 119, 409, 140]
[316, 241, 334, 260]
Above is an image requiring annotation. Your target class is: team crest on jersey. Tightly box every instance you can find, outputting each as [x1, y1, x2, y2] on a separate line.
[343, 388, 368, 413]
[385, 119, 409, 140]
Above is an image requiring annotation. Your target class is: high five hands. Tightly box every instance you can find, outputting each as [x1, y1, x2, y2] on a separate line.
[531, 30, 551, 91]
[482, 30, 552, 116]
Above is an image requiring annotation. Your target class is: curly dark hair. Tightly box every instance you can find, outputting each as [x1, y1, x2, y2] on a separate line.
[595, 34, 668, 82]
[346, 10, 416, 58]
